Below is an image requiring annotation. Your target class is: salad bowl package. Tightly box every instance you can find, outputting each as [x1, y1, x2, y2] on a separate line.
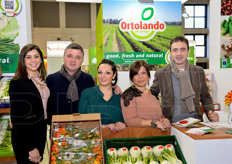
[50, 113, 103, 164]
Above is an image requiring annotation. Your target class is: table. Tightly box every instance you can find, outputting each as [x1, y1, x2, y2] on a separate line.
[171, 123, 232, 164]
[102, 126, 171, 139]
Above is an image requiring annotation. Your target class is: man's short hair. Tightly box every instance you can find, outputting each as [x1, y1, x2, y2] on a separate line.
[64, 43, 84, 56]
[170, 36, 189, 50]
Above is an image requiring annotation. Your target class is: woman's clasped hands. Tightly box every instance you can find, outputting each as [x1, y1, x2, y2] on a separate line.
[103, 122, 126, 134]
[156, 118, 171, 131]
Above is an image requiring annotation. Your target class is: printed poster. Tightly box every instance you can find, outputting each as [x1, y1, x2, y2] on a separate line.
[0, 0, 29, 74]
[102, 0, 182, 70]
[220, 1, 232, 68]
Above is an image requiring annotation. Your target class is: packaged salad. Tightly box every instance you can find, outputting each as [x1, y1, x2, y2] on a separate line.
[50, 113, 103, 164]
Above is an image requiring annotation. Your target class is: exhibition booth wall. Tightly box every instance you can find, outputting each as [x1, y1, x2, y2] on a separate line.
[3, 0, 232, 111]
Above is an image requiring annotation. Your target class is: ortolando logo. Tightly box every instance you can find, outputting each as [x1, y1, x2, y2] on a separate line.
[165, 50, 170, 64]
[0, 0, 22, 16]
[119, 6, 166, 42]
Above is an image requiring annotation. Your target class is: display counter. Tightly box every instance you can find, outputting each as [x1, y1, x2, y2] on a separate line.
[171, 123, 232, 164]
[0, 108, 10, 114]
[0, 108, 15, 162]
[0, 156, 16, 162]
[0, 110, 171, 162]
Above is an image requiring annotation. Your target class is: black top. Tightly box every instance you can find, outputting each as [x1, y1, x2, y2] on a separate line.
[9, 78, 46, 152]
[46, 71, 95, 120]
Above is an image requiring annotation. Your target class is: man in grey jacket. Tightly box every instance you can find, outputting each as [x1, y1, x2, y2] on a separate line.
[150, 36, 219, 123]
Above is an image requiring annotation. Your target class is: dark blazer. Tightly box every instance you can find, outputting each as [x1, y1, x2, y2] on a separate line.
[150, 64, 214, 122]
[9, 78, 47, 157]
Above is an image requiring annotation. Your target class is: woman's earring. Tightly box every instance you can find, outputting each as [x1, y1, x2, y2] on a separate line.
[112, 78, 115, 84]
[131, 81, 135, 87]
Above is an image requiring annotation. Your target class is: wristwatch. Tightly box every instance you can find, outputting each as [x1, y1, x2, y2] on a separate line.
[151, 119, 157, 128]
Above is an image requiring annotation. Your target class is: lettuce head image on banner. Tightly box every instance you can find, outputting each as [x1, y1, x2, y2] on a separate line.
[0, 12, 20, 55]
[0, 12, 20, 40]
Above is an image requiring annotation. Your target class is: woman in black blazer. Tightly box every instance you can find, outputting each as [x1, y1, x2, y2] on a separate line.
[9, 44, 50, 164]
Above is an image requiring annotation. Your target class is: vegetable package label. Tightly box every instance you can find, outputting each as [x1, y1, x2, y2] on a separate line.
[175, 117, 200, 127]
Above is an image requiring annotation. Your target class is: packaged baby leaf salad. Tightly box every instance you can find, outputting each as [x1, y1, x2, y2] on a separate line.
[185, 127, 216, 135]
[50, 123, 103, 164]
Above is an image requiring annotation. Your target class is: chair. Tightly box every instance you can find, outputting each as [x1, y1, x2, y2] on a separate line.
[202, 111, 229, 122]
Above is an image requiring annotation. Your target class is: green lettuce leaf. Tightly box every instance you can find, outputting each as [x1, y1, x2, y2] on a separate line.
[0, 17, 20, 40]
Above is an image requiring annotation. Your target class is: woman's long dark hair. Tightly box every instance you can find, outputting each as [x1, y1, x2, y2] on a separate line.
[13, 44, 46, 80]
[97, 59, 118, 86]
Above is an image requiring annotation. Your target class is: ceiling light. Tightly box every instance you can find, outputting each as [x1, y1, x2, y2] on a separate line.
[182, 7, 189, 19]
[56, 0, 102, 3]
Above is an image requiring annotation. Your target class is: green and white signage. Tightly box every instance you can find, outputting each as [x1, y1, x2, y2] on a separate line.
[105, 52, 168, 65]
[104, 45, 195, 65]
[101, 0, 182, 70]
[0, 54, 18, 73]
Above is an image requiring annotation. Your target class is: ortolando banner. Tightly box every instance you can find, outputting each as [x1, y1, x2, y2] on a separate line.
[102, 0, 182, 70]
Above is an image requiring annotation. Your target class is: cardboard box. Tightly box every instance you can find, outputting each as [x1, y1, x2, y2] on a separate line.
[104, 135, 186, 164]
[50, 113, 103, 164]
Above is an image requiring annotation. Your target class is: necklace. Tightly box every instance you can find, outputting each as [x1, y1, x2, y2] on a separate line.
[31, 77, 46, 89]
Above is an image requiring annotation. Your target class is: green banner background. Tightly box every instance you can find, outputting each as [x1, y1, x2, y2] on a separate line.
[187, 46, 195, 65]
[96, 4, 103, 67]
[89, 47, 97, 83]
[104, 52, 166, 65]
[0, 54, 19, 73]
[104, 45, 195, 66]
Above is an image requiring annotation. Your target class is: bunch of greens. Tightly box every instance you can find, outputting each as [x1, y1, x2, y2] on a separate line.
[0, 79, 10, 99]
[0, 13, 20, 54]
[0, 119, 14, 157]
